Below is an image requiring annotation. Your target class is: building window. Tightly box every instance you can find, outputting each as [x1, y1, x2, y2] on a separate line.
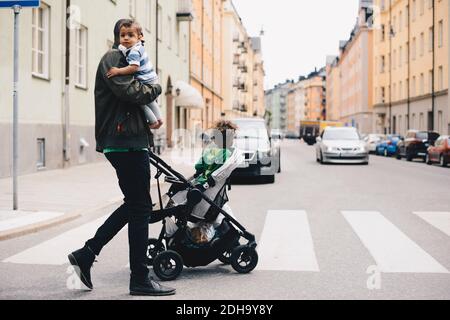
[429, 70, 433, 93]
[157, 5, 162, 41]
[412, 0, 416, 21]
[419, 113, 424, 130]
[32, 3, 50, 79]
[412, 76, 416, 96]
[129, 0, 136, 18]
[145, 0, 152, 32]
[420, 0, 424, 15]
[412, 37, 416, 60]
[420, 73, 424, 95]
[37, 138, 46, 169]
[429, 27, 433, 52]
[420, 32, 424, 56]
[167, 16, 172, 49]
[438, 66, 443, 91]
[399, 46, 403, 67]
[438, 111, 443, 134]
[75, 25, 88, 88]
[438, 20, 443, 48]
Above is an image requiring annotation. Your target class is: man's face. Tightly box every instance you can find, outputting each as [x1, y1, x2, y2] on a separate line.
[119, 26, 142, 48]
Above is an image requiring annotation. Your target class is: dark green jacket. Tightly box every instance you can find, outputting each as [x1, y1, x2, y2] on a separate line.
[94, 50, 162, 153]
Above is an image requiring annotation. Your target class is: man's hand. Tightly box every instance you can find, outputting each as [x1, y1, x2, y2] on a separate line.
[106, 67, 121, 78]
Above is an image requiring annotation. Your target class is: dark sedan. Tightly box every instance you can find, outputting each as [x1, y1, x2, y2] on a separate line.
[396, 130, 440, 162]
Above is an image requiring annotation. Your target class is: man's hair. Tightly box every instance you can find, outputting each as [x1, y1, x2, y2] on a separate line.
[119, 19, 144, 37]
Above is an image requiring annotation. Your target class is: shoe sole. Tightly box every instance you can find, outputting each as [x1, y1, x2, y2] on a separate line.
[130, 290, 176, 297]
[68, 254, 93, 290]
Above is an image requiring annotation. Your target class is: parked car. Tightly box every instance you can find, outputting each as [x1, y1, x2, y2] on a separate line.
[315, 127, 369, 165]
[426, 135, 450, 167]
[365, 134, 386, 154]
[231, 118, 280, 183]
[396, 130, 440, 162]
[375, 135, 403, 157]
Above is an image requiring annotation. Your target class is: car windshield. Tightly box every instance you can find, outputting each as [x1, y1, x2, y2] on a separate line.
[323, 130, 360, 141]
[416, 132, 428, 140]
[234, 121, 268, 140]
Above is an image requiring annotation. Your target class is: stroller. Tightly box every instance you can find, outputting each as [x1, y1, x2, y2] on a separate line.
[146, 149, 259, 281]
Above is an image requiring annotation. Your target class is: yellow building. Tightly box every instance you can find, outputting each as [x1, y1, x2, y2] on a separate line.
[304, 69, 327, 121]
[189, 0, 224, 131]
[325, 2, 374, 133]
[372, 0, 449, 135]
[326, 56, 341, 122]
[222, 0, 265, 120]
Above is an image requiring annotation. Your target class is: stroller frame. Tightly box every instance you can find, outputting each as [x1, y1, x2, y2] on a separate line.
[146, 151, 258, 281]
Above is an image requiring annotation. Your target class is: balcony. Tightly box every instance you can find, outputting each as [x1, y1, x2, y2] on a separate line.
[238, 82, 248, 92]
[177, 0, 194, 22]
[240, 104, 248, 113]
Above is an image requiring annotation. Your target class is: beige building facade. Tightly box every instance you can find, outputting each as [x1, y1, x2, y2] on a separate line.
[0, 0, 191, 178]
[325, 1, 374, 134]
[221, 0, 265, 121]
[372, 0, 449, 135]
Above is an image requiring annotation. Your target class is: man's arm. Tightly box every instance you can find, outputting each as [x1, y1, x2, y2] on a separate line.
[98, 51, 161, 105]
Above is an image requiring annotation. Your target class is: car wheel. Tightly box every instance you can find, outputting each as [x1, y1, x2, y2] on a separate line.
[396, 150, 402, 160]
[406, 151, 413, 162]
[440, 155, 448, 168]
[426, 154, 433, 165]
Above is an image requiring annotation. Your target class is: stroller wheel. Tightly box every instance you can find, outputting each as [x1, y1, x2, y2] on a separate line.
[153, 250, 184, 281]
[218, 241, 240, 265]
[230, 246, 259, 274]
[146, 239, 166, 266]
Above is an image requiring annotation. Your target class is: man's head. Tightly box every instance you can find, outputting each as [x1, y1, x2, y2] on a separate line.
[211, 120, 238, 149]
[113, 19, 143, 49]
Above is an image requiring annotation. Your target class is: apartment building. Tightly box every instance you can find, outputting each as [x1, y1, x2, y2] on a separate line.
[189, 0, 223, 132]
[325, 1, 374, 134]
[0, 0, 191, 177]
[221, 0, 265, 121]
[372, 0, 449, 135]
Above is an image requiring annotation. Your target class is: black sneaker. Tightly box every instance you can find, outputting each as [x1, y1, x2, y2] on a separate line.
[68, 246, 96, 290]
[130, 276, 176, 296]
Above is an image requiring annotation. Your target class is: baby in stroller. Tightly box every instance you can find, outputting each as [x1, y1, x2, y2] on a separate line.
[146, 121, 259, 281]
[166, 120, 239, 243]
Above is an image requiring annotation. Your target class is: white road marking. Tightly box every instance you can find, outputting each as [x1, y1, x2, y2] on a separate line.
[413, 212, 450, 237]
[3, 215, 111, 265]
[342, 211, 449, 273]
[0, 212, 65, 232]
[256, 210, 319, 272]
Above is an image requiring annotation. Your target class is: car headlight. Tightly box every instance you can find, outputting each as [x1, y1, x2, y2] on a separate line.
[327, 146, 339, 152]
[358, 146, 367, 152]
[258, 150, 272, 165]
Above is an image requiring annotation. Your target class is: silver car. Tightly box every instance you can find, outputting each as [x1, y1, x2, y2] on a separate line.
[316, 127, 369, 165]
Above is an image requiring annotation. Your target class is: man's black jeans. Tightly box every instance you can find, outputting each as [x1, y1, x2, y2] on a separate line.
[86, 151, 152, 279]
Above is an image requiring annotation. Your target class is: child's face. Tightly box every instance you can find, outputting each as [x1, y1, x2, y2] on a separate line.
[119, 26, 142, 48]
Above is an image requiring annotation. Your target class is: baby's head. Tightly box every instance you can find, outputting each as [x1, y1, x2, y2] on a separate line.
[118, 19, 144, 48]
[211, 120, 238, 149]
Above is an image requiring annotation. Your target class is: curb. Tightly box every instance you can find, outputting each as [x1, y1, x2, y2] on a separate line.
[0, 212, 81, 241]
[0, 156, 194, 241]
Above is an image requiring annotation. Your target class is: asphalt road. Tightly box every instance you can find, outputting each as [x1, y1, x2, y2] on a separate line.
[1, 140, 449, 300]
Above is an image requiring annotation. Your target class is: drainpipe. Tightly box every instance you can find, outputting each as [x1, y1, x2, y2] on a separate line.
[388, 0, 392, 134]
[155, 0, 159, 72]
[407, 0, 411, 130]
[431, 0, 435, 131]
[63, 0, 71, 163]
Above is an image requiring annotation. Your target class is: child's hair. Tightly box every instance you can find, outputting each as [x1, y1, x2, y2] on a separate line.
[210, 120, 238, 149]
[119, 19, 144, 37]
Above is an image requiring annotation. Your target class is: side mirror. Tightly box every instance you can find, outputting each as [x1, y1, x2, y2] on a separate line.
[316, 137, 322, 143]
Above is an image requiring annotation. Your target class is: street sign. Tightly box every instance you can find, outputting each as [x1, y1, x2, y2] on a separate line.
[0, 0, 40, 8]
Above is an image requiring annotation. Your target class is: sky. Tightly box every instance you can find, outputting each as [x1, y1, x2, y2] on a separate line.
[232, 0, 360, 90]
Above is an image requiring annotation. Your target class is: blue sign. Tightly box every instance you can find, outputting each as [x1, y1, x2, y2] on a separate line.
[0, 0, 40, 8]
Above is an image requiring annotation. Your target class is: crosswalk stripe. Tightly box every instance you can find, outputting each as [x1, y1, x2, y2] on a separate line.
[3, 215, 111, 265]
[413, 212, 450, 237]
[256, 210, 319, 272]
[342, 211, 449, 273]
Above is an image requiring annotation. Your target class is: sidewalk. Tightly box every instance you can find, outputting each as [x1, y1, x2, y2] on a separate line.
[0, 148, 201, 240]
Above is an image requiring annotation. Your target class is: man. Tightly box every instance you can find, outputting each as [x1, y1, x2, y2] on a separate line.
[68, 19, 175, 297]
